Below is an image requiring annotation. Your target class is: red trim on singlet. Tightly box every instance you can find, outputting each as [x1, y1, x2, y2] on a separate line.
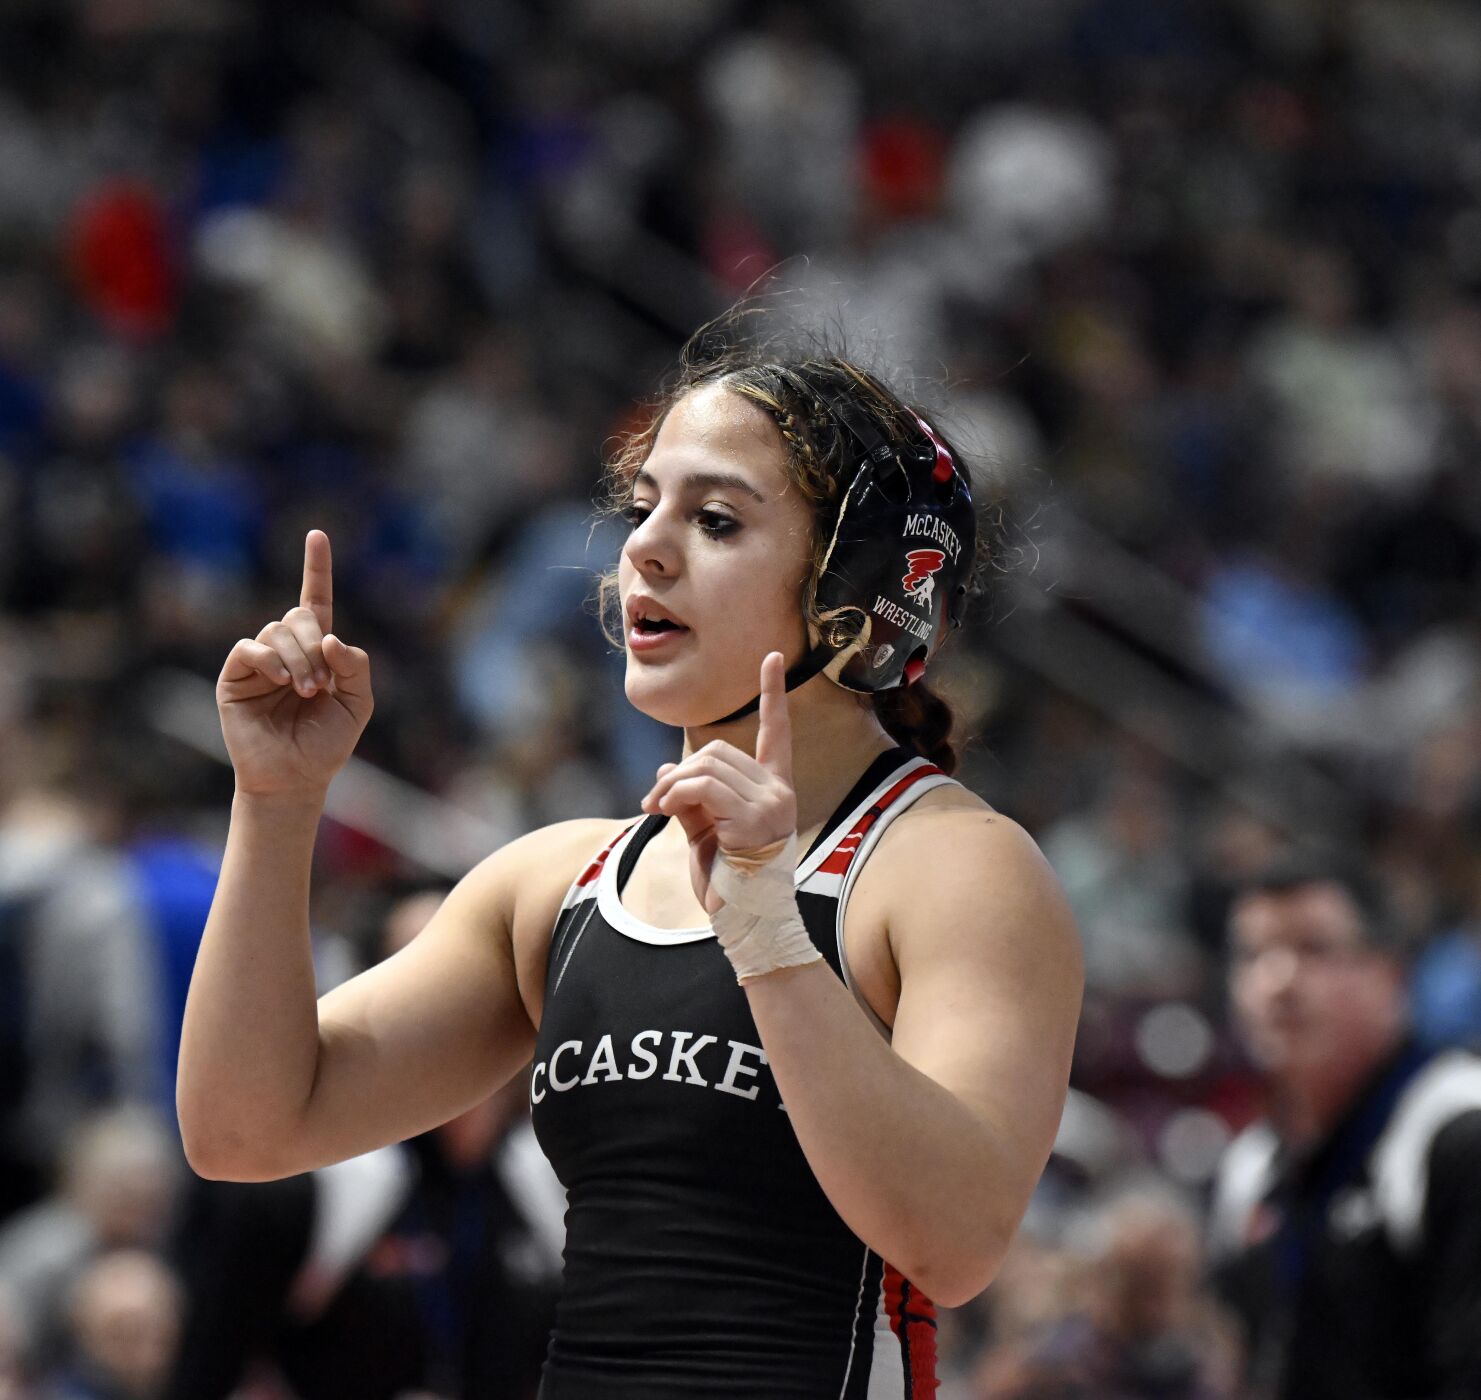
[816, 765, 944, 876]
[883, 1263, 939, 1399]
[575, 826, 632, 887]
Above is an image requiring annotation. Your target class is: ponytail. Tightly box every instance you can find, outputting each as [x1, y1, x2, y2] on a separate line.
[870, 680, 960, 775]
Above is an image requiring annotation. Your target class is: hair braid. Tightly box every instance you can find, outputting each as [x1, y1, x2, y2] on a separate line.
[869, 681, 960, 775]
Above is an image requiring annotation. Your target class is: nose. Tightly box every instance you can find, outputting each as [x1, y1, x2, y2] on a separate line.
[621, 503, 681, 581]
[1250, 945, 1300, 1000]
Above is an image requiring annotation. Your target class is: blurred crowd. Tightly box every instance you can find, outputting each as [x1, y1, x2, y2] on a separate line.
[3, 0, 1481, 1395]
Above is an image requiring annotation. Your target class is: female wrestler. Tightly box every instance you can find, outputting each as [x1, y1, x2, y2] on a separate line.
[177, 329, 1083, 1399]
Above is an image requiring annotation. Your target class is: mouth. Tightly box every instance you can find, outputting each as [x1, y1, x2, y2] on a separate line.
[627, 616, 692, 654]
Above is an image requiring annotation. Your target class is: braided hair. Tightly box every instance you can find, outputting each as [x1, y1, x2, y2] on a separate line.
[598, 318, 992, 775]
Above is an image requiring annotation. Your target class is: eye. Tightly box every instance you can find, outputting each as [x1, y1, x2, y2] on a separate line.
[620, 503, 738, 539]
[696, 509, 738, 539]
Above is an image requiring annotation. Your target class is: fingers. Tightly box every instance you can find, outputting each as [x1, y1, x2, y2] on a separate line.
[641, 751, 765, 814]
[322, 633, 370, 694]
[754, 651, 793, 784]
[257, 618, 322, 697]
[300, 529, 333, 635]
[652, 775, 746, 823]
[220, 638, 292, 691]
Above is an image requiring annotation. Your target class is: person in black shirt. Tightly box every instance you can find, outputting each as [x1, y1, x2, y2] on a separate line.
[1209, 857, 1481, 1400]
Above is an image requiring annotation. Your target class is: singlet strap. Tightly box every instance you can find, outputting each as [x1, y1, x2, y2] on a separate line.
[803, 760, 959, 1041]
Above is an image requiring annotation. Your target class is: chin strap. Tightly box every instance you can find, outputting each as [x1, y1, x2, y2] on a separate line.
[705, 644, 837, 725]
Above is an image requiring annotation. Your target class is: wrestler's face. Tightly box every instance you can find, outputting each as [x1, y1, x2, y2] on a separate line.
[1227, 881, 1402, 1077]
[619, 383, 813, 728]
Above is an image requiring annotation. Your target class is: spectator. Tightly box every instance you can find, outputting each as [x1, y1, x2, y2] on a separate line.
[43, 1251, 182, 1400]
[0, 765, 162, 1215]
[1210, 856, 1481, 1399]
[0, 1108, 178, 1380]
[973, 1180, 1237, 1399]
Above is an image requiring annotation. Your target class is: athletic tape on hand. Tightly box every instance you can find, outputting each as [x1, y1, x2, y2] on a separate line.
[709, 833, 823, 984]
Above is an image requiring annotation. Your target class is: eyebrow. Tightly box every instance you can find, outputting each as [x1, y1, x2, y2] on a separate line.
[632, 467, 767, 503]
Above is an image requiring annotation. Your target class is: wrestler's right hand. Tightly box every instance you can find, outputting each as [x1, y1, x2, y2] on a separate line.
[216, 529, 373, 799]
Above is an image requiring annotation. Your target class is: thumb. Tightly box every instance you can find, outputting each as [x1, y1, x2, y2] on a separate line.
[670, 801, 715, 850]
[322, 633, 367, 679]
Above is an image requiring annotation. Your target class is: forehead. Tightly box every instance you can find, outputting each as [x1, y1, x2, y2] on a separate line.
[644, 383, 789, 489]
[1229, 881, 1368, 947]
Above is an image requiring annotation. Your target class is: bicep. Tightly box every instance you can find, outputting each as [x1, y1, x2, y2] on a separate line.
[886, 815, 1083, 1205]
[286, 826, 580, 1174]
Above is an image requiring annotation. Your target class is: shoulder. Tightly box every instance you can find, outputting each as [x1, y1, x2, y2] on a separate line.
[459, 816, 631, 923]
[858, 784, 1080, 972]
[1428, 1104, 1481, 1197]
[1371, 1048, 1481, 1250]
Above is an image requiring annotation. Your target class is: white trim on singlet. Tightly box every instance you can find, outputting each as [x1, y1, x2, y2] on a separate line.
[837, 1244, 874, 1400]
[795, 755, 939, 883]
[596, 820, 713, 945]
[598, 754, 944, 947]
[834, 770, 956, 1041]
[866, 1281, 906, 1399]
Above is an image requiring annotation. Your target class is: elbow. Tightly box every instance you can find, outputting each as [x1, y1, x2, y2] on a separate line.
[915, 1260, 998, 1311]
[900, 1227, 1011, 1311]
[181, 1128, 298, 1183]
[177, 1097, 299, 1183]
[178, 1121, 255, 1181]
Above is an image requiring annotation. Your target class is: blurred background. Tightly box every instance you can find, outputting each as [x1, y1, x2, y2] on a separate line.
[1, 0, 1479, 1396]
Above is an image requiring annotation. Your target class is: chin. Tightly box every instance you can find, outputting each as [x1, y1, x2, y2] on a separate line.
[624, 662, 734, 729]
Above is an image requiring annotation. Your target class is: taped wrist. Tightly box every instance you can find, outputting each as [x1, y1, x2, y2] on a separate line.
[709, 832, 823, 984]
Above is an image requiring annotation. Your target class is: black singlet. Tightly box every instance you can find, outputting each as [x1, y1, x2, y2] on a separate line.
[529, 745, 957, 1399]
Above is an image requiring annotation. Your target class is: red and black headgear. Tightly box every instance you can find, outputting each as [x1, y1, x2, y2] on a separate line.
[711, 364, 976, 725]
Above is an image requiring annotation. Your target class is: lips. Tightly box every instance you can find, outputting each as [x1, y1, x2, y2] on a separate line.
[627, 622, 691, 654]
[626, 596, 691, 634]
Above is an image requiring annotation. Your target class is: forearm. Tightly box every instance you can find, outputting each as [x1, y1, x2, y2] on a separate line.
[176, 789, 326, 1176]
[745, 961, 1022, 1307]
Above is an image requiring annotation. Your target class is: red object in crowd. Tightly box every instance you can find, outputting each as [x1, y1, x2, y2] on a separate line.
[701, 204, 779, 294]
[67, 179, 178, 341]
[860, 117, 948, 221]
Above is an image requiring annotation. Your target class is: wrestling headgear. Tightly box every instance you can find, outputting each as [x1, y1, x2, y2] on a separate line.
[710, 366, 976, 725]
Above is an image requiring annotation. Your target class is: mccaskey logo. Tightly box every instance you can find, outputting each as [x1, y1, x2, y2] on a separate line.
[530, 1028, 788, 1111]
[902, 511, 962, 563]
[902, 549, 947, 611]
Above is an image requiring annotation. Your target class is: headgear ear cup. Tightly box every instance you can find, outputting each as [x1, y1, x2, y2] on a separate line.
[707, 368, 976, 725]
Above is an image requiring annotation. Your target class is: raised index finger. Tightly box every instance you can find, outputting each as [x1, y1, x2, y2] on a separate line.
[754, 651, 793, 785]
[300, 529, 333, 634]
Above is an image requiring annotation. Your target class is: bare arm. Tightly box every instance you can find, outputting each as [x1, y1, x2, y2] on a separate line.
[177, 813, 611, 1181]
[742, 810, 1083, 1307]
[177, 526, 612, 1180]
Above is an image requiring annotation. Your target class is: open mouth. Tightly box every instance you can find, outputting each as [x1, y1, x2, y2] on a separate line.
[633, 618, 687, 634]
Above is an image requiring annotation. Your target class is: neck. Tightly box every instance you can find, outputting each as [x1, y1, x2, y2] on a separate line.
[1269, 1021, 1407, 1149]
[680, 672, 897, 842]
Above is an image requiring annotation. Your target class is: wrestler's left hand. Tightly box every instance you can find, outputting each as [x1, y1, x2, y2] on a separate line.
[639, 651, 796, 916]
